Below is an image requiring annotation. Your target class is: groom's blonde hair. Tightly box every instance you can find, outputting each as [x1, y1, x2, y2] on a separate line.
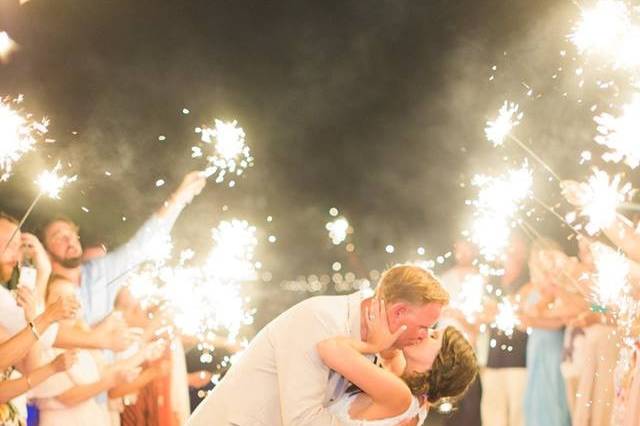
[375, 264, 449, 305]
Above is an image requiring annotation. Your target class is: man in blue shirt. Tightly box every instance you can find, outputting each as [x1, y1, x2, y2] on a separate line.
[40, 170, 206, 327]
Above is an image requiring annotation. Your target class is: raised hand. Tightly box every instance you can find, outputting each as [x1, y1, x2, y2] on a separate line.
[52, 351, 78, 372]
[365, 299, 407, 353]
[43, 296, 80, 322]
[560, 180, 589, 207]
[172, 171, 207, 206]
[21, 233, 52, 275]
[15, 287, 37, 322]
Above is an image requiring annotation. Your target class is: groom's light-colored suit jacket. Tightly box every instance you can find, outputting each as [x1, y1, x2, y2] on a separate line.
[187, 292, 364, 425]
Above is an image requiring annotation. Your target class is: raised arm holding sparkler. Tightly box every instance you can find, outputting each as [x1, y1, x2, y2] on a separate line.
[41, 170, 206, 327]
[562, 177, 640, 262]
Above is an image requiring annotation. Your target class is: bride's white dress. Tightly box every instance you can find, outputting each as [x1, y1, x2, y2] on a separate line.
[328, 392, 428, 425]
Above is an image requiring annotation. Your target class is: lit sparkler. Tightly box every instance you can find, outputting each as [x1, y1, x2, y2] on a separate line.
[195, 119, 254, 184]
[326, 216, 350, 245]
[567, 169, 633, 235]
[494, 299, 520, 336]
[0, 96, 48, 181]
[205, 219, 258, 282]
[485, 101, 523, 147]
[0, 31, 18, 63]
[144, 233, 174, 266]
[470, 163, 532, 260]
[590, 242, 629, 306]
[569, 0, 640, 69]
[2, 162, 77, 255]
[35, 161, 78, 199]
[485, 101, 561, 180]
[594, 95, 640, 168]
[451, 273, 485, 322]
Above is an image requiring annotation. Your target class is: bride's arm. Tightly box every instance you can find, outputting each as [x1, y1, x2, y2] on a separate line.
[316, 299, 411, 412]
[317, 337, 412, 411]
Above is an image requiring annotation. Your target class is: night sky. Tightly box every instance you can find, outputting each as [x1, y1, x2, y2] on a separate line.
[1, 0, 610, 319]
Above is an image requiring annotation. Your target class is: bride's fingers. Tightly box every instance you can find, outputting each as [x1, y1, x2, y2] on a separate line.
[391, 325, 408, 341]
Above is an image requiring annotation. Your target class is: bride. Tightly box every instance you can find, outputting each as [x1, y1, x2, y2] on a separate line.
[317, 299, 478, 425]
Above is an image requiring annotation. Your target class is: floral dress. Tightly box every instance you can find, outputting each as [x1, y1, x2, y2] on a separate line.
[0, 367, 26, 426]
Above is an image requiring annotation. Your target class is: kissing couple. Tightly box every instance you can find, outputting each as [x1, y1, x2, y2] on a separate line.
[189, 264, 478, 426]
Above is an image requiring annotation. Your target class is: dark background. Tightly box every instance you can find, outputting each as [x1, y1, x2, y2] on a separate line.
[1, 0, 627, 325]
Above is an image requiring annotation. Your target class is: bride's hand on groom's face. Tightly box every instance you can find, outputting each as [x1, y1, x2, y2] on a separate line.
[365, 299, 407, 353]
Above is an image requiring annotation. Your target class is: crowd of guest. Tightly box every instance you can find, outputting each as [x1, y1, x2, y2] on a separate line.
[436, 177, 640, 426]
[0, 171, 233, 426]
[2, 168, 640, 426]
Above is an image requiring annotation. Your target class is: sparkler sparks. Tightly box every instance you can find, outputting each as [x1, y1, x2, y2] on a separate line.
[326, 216, 350, 245]
[451, 274, 485, 322]
[35, 162, 77, 199]
[571, 169, 633, 235]
[0, 96, 49, 181]
[485, 101, 523, 146]
[469, 163, 532, 260]
[494, 299, 520, 336]
[569, 0, 640, 69]
[594, 95, 640, 168]
[590, 242, 629, 306]
[195, 119, 254, 184]
[205, 219, 258, 282]
[0, 31, 18, 63]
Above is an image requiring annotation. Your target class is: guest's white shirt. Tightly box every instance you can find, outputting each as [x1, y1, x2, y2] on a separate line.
[188, 291, 365, 426]
[0, 286, 58, 347]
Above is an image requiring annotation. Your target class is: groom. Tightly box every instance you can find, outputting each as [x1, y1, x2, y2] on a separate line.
[188, 264, 449, 425]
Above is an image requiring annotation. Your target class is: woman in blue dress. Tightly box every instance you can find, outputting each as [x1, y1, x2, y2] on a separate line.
[518, 239, 572, 426]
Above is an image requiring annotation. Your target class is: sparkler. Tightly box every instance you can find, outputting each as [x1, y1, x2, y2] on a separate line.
[195, 119, 254, 184]
[485, 101, 523, 147]
[2, 162, 77, 255]
[590, 242, 629, 306]
[569, 0, 640, 69]
[565, 169, 633, 235]
[494, 298, 520, 336]
[594, 95, 640, 169]
[205, 219, 258, 282]
[485, 102, 561, 181]
[35, 161, 78, 199]
[470, 163, 533, 260]
[0, 31, 18, 63]
[326, 216, 350, 245]
[451, 273, 485, 322]
[0, 96, 49, 181]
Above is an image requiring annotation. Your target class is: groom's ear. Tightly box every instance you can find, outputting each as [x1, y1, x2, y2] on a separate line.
[386, 302, 407, 326]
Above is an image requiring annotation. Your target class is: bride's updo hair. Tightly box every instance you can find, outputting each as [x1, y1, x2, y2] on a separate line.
[401, 326, 478, 404]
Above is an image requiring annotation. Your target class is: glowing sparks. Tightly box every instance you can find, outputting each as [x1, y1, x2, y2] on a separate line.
[569, 0, 640, 69]
[196, 119, 254, 184]
[470, 163, 532, 260]
[146, 233, 174, 266]
[205, 219, 258, 282]
[590, 242, 629, 306]
[35, 162, 77, 199]
[594, 95, 640, 168]
[485, 101, 523, 146]
[0, 96, 49, 181]
[0, 31, 18, 63]
[326, 216, 350, 245]
[575, 169, 633, 235]
[494, 299, 520, 336]
[451, 274, 485, 322]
